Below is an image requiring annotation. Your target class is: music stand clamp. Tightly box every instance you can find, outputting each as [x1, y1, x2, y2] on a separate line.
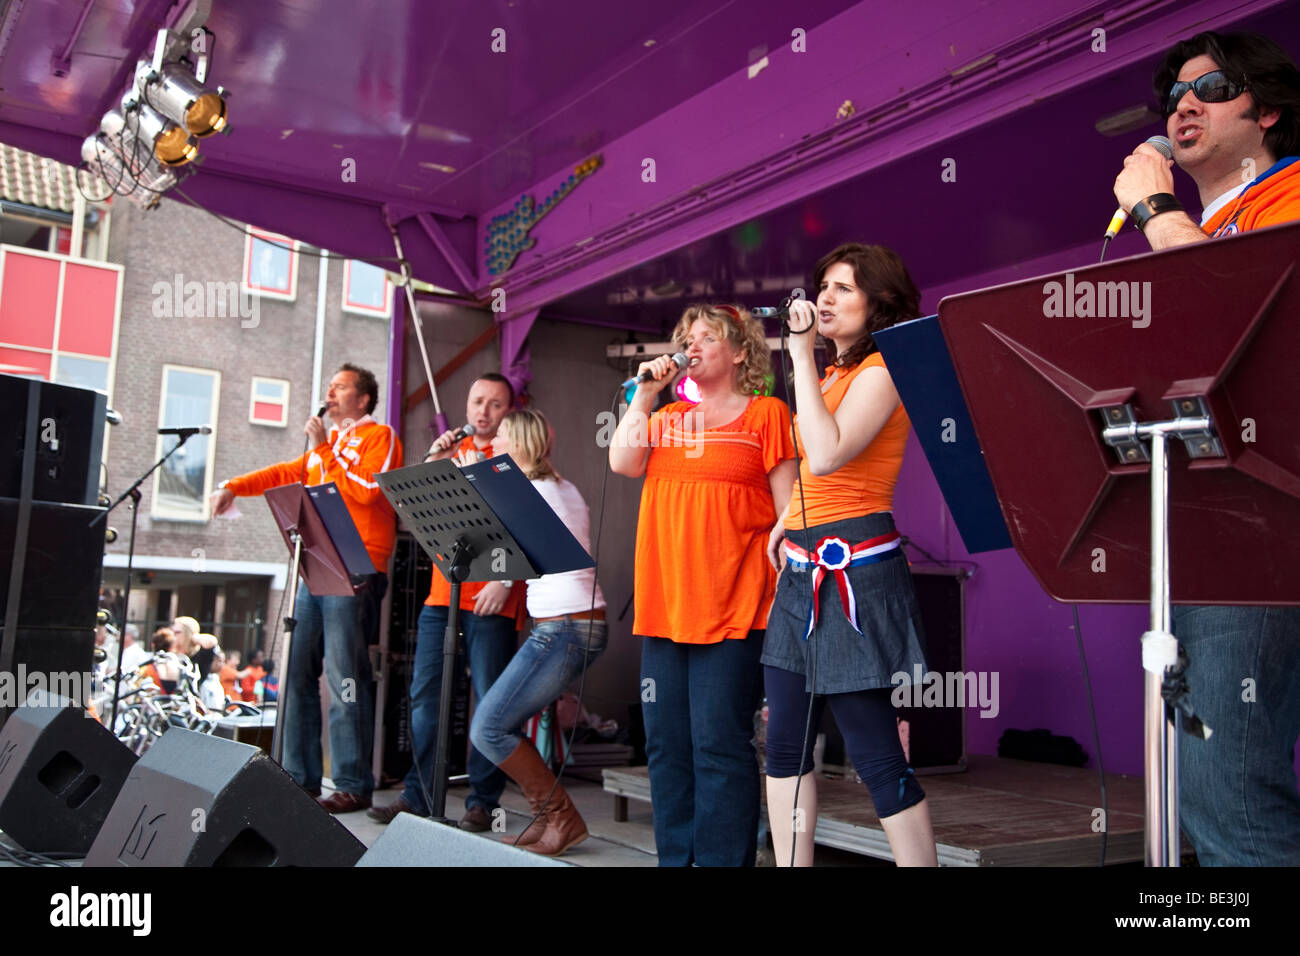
[377, 456, 594, 825]
[936, 222, 1300, 867]
[264, 482, 375, 767]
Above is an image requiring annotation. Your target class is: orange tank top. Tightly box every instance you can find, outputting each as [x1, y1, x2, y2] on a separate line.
[786, 352, 909, 528]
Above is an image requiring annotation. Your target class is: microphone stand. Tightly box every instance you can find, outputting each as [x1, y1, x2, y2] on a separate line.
[92, 432, 196, 730]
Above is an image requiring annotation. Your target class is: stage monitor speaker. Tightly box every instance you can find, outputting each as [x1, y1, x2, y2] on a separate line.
[356, 811, 569, 867]
[818, 568, 968, 774]
[0, 694, 137, 854]
[0, 627, 94, 729]
[0, 374, 106, 507]
[84, 729, 365, 866]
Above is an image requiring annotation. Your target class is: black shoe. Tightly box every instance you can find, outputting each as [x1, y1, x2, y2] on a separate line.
[366, 795, 427, 824]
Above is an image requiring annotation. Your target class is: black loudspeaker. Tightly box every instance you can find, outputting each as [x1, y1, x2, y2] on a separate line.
[818, 568, 968, 774]
[0, 695, 138, 854]
[897, 568, 968, 772]
[356, 811, 569, 867]
[379, 534, 469, 783]
[85, 729, 365, 866]
[0, 374, 106, 507]
[0, 498, 105, 629]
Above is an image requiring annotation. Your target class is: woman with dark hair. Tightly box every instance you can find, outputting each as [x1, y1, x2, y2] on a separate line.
[611, 303, 797, 867]
[762, 243, 937, 866]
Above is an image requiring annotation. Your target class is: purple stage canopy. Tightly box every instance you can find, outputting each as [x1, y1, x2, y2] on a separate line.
[1, 0, 1295, 323]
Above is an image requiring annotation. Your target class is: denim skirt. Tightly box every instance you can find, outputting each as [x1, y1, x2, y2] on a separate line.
[761, 512, 928, 695]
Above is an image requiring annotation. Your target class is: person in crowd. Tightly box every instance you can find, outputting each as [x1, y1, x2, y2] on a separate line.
[367, 372, 524, 831]
[238, 648, 266, 703]
[465, 409, 606, 856]
[173, 616, 218, 682]
[145, 627, 180, 693]
[212, 363, 401, 813]
[762, 242, 937, 867]
[219, 649, 241, 702]
[119, 623, 149, 674]
[262, 659, 279, 703]
[1111, 29, 1300, 864]
[610, 303, 797, 866]
[200, 650, 226, 711]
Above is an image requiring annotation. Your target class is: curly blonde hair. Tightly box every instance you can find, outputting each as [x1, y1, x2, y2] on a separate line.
[671, 304, 772, 397]
[499, 409, 557, 481]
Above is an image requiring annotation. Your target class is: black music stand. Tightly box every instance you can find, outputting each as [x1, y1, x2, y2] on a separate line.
[264, 482, 375, 765]
[935, 220, 1300, 866]
[376, 455, 593, 824]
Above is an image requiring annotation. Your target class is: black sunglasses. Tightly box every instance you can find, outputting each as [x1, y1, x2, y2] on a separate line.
[1165, 70, 1248, 116]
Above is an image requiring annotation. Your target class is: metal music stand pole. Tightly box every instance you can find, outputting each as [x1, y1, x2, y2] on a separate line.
[271, 529, 304, 765]
[429, 536, 474, 821]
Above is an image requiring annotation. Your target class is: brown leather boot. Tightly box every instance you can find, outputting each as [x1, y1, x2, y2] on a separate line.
[496, 739, 588, 856]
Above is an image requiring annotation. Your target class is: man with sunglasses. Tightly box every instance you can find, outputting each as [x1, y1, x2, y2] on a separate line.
[1112, 31, 1300, 866]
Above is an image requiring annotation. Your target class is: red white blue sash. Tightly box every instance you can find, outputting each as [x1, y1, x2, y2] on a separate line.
[783, 531, 902, 638]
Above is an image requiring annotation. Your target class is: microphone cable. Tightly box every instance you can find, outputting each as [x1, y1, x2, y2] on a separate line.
[776, 305, 820, 868]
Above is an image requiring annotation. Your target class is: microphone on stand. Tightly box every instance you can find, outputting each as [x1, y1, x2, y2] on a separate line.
[157, 425, 212, 437]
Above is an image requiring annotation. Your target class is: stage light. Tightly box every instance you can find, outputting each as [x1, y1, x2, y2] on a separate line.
[136, 61, 228, 137]
[123, 96, 197, 167]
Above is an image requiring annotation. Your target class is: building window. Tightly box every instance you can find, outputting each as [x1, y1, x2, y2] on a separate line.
[342, 259, 392, 317]
[153, 365, 220, 521]
[0, 246, 122, 396]
[249, 376, 290, 427]
[242, 227, 298, 301]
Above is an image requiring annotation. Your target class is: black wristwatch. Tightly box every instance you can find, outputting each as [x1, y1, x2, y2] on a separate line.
[1130, 193, 1183, 233]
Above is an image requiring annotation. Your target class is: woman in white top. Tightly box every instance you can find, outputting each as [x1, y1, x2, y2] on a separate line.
[464, 408, 606, 857]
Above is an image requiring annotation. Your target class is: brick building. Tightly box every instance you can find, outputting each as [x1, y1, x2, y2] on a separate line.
[0, 144, 393, 657]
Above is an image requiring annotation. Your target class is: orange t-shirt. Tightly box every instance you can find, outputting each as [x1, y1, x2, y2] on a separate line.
[240, 665, 264, 702]
[786, 352, 910, 529]
[633, 396, 796, 644]
[218, 664, 239, 700]
[225, 416, 402, 571]
[1202, 157, 1300, 236]
[424, 434, 527, 623]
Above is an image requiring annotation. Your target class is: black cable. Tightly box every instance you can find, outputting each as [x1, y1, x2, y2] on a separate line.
[0, 840, 77, 867]
[778, 315, 820, 868]
[1072, 604, 1108, 866]
[168, 183, 406, 269]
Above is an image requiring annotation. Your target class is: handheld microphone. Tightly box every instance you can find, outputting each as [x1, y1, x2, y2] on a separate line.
[1105, 136, 1174, 238]
[453, 423, 476, 440]
[316, 404, 327, 418]
[620, 353, 688, 389]
[158, 425, 212, 437]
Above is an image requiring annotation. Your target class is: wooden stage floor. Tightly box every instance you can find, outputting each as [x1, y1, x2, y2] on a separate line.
[604, 754, 1175, 866]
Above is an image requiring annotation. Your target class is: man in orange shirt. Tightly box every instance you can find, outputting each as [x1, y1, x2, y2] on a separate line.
[212, 364, 401, 814]
[1112, 31, 1300, 865]
[368, 372, 523, 831]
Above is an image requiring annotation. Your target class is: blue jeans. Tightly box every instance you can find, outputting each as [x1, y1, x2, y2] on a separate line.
[640, 631, 765, 867]
[282, 573, 385, 796]
[470, 617, 608, 765]
[1174, 605, 1300, 865]
[402, 604, 517, 814]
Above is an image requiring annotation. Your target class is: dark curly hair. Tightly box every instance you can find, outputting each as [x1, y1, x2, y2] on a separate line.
[1154, 31, 1300, 160]
[812, 243, 921, 369]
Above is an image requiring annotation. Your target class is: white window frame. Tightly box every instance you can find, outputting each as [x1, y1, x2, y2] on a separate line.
[248, 375, 291, 427]
[341, 259, 393, 317]
[151, 364, 220, 522]
[242, 226, 299, 301]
